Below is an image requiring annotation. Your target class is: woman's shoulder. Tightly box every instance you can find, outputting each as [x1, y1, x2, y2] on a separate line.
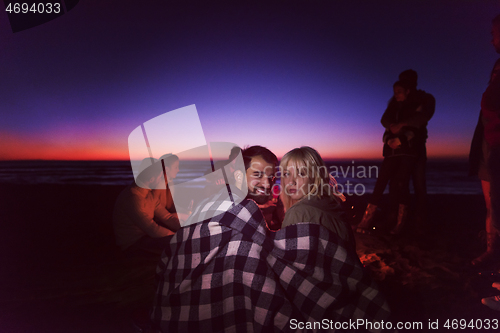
[286, 196, 341, 217]
[282, 196, 351, 242]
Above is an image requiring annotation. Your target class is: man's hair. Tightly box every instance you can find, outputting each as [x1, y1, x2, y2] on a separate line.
[398, 69, 418, 91]
[393, 80, 412, 91]
[159, 153, 179, 168]
[228, 146, 241, 162]
[212, 146, 243, 181]
[136, 158, 163, 188]
[241, 145, 278, 171]
[493, 14, 500, 26]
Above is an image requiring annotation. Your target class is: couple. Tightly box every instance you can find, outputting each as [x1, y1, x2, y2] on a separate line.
[356, 71, 435, 235]
[151, 145, 391, 332]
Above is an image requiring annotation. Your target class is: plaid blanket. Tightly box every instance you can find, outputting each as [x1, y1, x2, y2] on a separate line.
[152, 197, 391, 332]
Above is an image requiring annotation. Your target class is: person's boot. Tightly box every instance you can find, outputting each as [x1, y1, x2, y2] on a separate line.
[390, 204, 408, 235]
[471, 228, 500, 267]
[482, 282, 500, 311]
[355, 203, 377, 234]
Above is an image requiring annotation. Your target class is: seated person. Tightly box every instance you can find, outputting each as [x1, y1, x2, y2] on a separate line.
[258, 192, 285, 231]
[242, 145, 284, 230]
[280, 146, 353, 245]
[154, 153, 190, 224]
[151, 146, 390, 332]
[113, 157, 181, 255]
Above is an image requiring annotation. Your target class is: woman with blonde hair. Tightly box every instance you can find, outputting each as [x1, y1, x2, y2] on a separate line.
[279, 146, 353, 244]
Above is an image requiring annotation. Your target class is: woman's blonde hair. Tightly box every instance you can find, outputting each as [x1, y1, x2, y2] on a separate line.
[279, 146, 338, 211]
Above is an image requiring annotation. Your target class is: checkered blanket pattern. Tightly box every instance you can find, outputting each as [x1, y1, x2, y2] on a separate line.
[152, 198, 391, 332]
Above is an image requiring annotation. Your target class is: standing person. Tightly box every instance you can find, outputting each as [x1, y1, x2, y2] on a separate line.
[480, 13, 500, 311]
[473, 14, 500, 268]
[356, 80, 423, 235]
[469, 115, 494, 266]
[151, 145, 391, 332]
[394, 70, 435, 227]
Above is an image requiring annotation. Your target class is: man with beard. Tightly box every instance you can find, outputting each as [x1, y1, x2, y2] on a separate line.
[242, 146, 284, 229]
[182, 145, 282, 229]
[242, 145, 278, 205]
[151, 145, 391, 332]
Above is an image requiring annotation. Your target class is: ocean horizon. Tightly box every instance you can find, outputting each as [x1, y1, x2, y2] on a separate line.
[0, 158, 482, 195]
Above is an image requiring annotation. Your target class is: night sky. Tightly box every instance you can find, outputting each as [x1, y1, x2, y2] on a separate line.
[1, 0, 499, 160]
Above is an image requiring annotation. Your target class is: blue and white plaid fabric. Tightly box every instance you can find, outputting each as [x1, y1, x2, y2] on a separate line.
[152, 197, 391, 332]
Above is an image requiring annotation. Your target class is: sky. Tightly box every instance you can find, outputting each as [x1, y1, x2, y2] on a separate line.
[1, 0, 499, 161]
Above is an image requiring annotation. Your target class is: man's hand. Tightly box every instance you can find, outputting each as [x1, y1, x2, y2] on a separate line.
[390, 123, 405, 134]
[388, 138, 401, 150]
[258, 200, 277, 209]
[177, 213, 190, 223]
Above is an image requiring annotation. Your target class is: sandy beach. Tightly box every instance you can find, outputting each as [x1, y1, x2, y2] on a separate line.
[0, 183, 498, 332]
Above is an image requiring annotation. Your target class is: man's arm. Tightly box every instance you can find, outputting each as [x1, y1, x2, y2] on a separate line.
[380, 100, 395, 129]
[482, 76, 500, 116]
[127, 199, 176, 238]
[154, 205, 181, 231]
[153, 189, 181, 231]
[405, 92, 436, 128]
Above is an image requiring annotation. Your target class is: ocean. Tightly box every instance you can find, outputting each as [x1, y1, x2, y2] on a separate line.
[0, 158, 482, 195]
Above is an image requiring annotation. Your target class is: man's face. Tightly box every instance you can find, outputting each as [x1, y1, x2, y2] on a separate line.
[165, 160, 180, 181]
[245, 155, 275, 205]
[492, 23, 500, 54]
[393, 86, 409, 102]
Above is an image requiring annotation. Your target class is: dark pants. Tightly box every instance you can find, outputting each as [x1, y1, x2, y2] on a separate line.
[124, 235, 173, 257]
[412, 146, 427, 219]
[489, 145, 500, 231]
[370, 155, 416, 206]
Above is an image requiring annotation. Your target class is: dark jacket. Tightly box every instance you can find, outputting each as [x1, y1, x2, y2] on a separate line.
[469, 113, 484, 176]
[281, 195, 353, 246]
[380, 91, 432, 157]
[481, 58, 500, 147]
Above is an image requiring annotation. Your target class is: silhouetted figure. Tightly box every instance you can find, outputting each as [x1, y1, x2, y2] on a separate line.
[396, 70, 435, 227]
[470, 113, 493, 266]
[472, 14, 500, 270]
[356, 80, 425, 235]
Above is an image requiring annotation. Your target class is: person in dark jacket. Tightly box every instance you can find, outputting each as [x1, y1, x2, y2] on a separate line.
[390, 70, 435, 227]
[469, 116, 494, 267]
[356, 80, 423, 235]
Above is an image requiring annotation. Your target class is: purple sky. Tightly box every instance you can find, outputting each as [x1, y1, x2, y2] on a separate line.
[1, 0, 499, 160]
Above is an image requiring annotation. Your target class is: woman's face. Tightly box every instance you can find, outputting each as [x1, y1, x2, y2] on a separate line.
[282, 164, 311, 202]
[393, 86, 409, 102]
[165, 160, 180, 180]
